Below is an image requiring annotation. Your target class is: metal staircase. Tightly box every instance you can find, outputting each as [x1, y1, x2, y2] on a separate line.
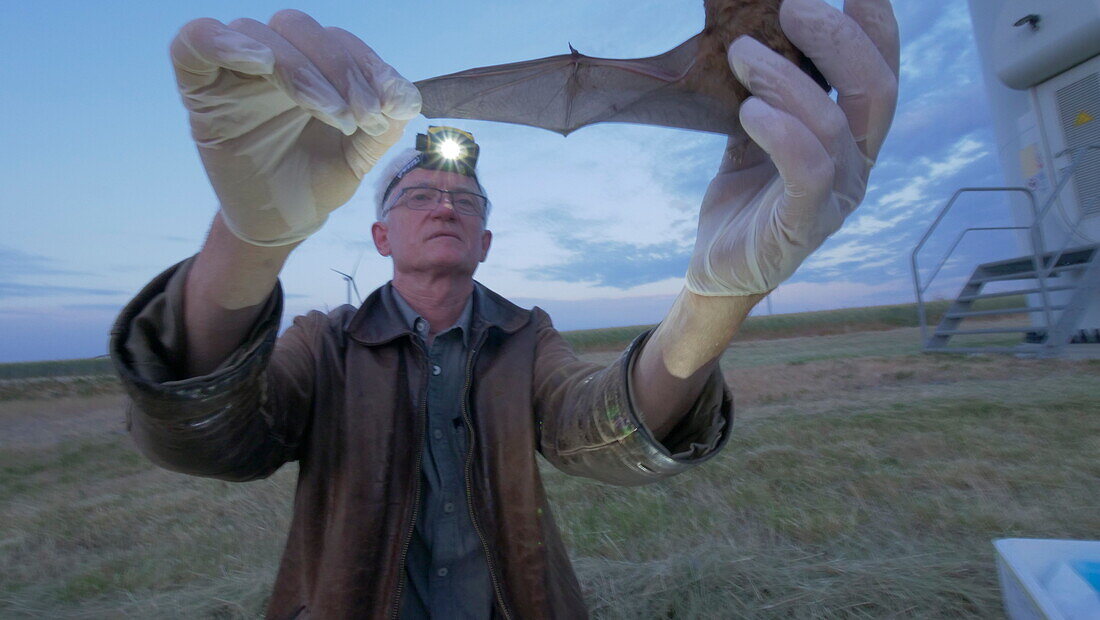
[926, 245, 1100, 355]
[911, 145, 1100, 357]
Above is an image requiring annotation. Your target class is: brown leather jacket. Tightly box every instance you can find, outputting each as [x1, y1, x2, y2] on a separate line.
[110, 257, 732, 619]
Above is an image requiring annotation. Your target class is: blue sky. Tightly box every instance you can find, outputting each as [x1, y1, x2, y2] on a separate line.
[0, 1, 1018, 362]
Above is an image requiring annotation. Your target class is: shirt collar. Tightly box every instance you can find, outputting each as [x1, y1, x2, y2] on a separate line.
[390, 287, 474, 347]
[344, 280, 531, 347]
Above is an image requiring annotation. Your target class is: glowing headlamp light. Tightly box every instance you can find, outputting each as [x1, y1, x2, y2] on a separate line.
[415, 126, 480, 174]
[381, 126, 482, 209]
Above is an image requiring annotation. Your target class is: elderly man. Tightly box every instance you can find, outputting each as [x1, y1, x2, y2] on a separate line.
[110, 1, 898, 617]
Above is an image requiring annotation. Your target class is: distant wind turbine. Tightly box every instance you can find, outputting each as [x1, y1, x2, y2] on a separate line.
[330, 248, 366, 306]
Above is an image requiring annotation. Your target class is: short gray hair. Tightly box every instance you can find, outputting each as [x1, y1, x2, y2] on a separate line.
[373, 148, 491, 222]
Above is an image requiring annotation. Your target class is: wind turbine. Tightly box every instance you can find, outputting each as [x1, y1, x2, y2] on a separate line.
[330, 247, 366, 306]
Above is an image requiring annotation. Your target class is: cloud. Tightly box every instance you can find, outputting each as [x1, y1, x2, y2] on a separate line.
[509, 292, 679, 331]
[472, 126, 717, 293]
[0, 282, 123, 299]
[532, 237, 690, 289]
[769, 279, 916, 313]
[0, 246, 124, 302]
[885, 3, 995, 165]
[0, 246, 85, 278]
[62, 302, 124, 311]
[791, 127, 1001, 292]
[840, 212, 913, 237]
[925, 136, 986, 178]
[898, 4, 975, 82]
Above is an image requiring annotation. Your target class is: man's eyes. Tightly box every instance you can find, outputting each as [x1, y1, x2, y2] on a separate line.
[408, 190, 436, 200]
[404, 188, 481, 210]
[453, 194, 478, 208]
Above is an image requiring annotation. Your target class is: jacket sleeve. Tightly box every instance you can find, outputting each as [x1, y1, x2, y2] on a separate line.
[531, 308, 732, 486]
[109, 256, 324, 482]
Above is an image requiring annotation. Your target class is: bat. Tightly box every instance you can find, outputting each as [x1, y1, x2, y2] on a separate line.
[413, 0, 829, 137]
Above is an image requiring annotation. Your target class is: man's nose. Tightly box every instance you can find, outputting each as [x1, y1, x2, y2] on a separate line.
[429, 193, 458, 217]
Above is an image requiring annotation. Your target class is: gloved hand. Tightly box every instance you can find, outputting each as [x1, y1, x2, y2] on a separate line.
[170, 10, 421, 246]
[686, 0, 899, 296]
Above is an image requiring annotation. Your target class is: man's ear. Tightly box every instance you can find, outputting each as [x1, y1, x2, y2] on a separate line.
[479, 229, 492, 262]
[371, 221, 391, 257]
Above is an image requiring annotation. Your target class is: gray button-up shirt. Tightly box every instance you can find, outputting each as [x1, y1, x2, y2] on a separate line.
[393, 289, 494, 619]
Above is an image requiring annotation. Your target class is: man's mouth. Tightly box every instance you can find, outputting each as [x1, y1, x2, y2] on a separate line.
[428, 231, 462, 241]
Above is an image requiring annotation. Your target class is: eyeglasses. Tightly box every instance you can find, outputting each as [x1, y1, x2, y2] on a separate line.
[385, 186, 488, 217]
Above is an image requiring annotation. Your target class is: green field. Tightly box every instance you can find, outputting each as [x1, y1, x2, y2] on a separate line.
[0, 297, 1024, 386]
[0, 357, 114, 380]
[2, 304, 1097, 617]
[561, 297, 1024, 352]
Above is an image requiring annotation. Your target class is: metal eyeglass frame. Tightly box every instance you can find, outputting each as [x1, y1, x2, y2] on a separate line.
[382, 186, 488, 218]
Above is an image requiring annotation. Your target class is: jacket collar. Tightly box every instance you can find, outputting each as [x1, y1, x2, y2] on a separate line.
[345, 280, 531, 346]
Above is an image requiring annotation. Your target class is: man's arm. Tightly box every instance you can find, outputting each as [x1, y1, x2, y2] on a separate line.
[109, 11, 420, 477]
[632, 290, 762, 441]
[532, 309, 731, 486]
[631, 0, 900, 438]
[163, 10, 418, 376]
[182, 214, 299, 377]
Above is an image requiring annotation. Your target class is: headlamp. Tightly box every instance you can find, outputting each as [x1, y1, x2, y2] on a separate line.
[381, 126, 482, 208]
[415, 126, 480, 174]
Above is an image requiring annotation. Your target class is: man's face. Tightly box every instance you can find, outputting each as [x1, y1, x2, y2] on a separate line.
[371, 168, 492, 277]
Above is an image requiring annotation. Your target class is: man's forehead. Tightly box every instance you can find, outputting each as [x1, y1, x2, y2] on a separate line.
[396, 168, 480, 192]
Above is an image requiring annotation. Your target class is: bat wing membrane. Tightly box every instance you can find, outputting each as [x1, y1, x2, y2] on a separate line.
[415, 35, 741, 136]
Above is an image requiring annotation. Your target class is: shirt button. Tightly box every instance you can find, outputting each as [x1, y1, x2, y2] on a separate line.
[437, 567, 448, 577]
[444, 502, 455, 513]
[432, 364, 441, 376]
[433, 429, 443, 440]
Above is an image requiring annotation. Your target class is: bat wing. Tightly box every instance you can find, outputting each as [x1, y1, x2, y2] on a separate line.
[414, 35, 742, 137]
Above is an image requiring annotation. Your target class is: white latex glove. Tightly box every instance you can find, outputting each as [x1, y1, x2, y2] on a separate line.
[170, 10, 421, 246]
[686, 0, 899, 296]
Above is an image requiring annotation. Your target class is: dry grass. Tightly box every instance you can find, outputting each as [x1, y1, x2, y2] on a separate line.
[552, 379, 1100, 618]
[1, 324, 1098, 618]
[0, 377, 121, 402]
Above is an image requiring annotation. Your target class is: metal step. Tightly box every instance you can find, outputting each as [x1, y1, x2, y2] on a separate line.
[944, 305, 1066, 319]
[957, 285, 1075, 302]
[925, 346, 1025, 354]
[934, 327, 1046, 336]
[978, 247, 1096, 275]
[971, 264, 1085, 284]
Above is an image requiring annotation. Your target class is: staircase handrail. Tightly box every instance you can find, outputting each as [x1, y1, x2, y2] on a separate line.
[923, 225, 1031, 294]
[910, 187, 1043, 345]
[911, 143, 1100, 352]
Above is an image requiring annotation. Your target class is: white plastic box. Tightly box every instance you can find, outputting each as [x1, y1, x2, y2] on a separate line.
[994, 538, 1100, 620]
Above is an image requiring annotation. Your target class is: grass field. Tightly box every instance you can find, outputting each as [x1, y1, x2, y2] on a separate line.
[1, 309, 1097, 617]
[562, 296, 1025, 352]
[0, 297, 1023, 387]
[0, 357, 114, 381]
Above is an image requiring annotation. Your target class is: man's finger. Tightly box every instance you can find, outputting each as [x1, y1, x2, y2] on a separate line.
[780, 0, 898, 161]
[227, 17, 357, 135]
[171, 18, 274, 89]
[328, 28, 421, 121]
[739, 97, 840, 241]
[727, 36, 858, 165]
[845, 0, 900, 78]
[268, 10, 388, 136]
